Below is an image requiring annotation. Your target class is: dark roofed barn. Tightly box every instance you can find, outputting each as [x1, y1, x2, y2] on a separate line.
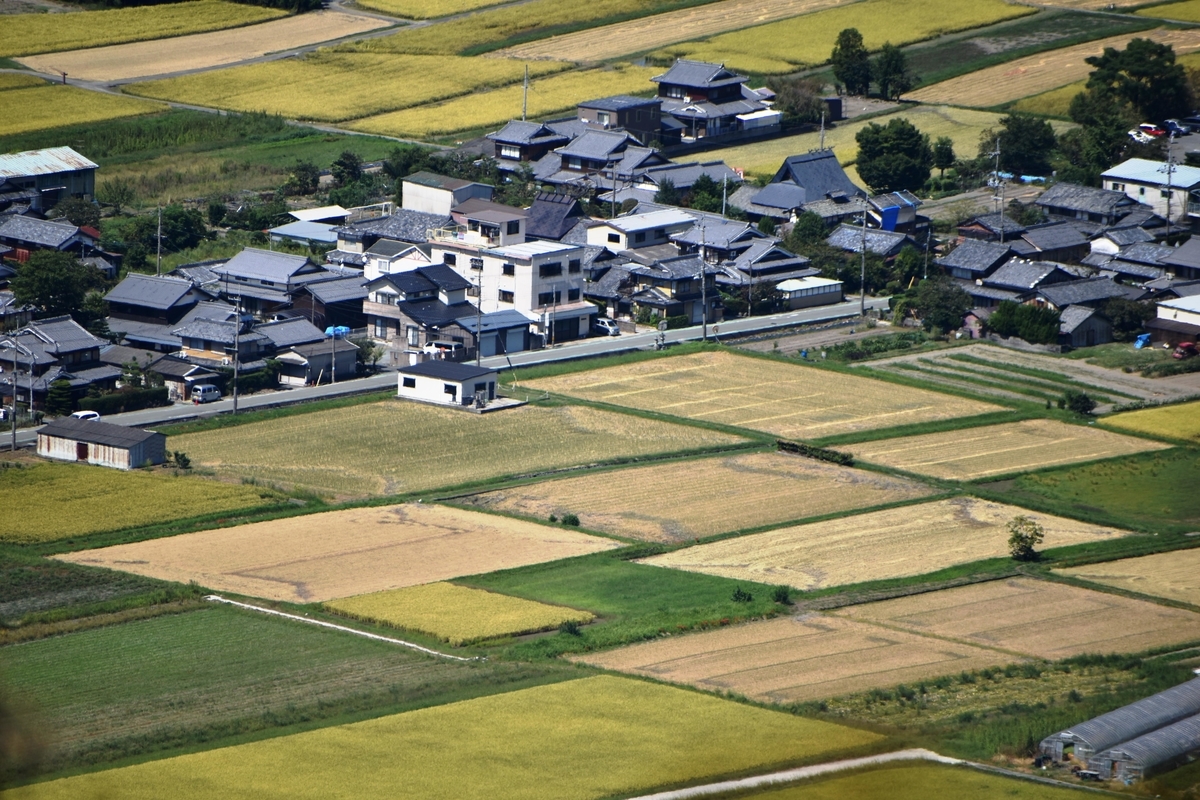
[37, 418, 166, 470]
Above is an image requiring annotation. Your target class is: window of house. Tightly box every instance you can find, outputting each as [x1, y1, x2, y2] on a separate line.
[654, 228, 666, 239]
[567, 288, 580, 301]
[499, 289, 514, 303]
[634, 232, 646, 244]
[538, 290, 561, 306]
[261, 280, 274, 286]
[567, 156, 583, 170]
[444, 383, 457, 396]
[374, 319, 388, 339]
[502, 263, 515, 275]
[1139, 187, 1146, 197]
[500, 145, 521, 159]
[1111, 183, 1124, 191]
[443, 254, 457, 266]
[402, 376, 416, 388]
[597, 112, 610, 126]
[406, 325, 419, 346]
[506, 220, 521, 235]
[568, 259, 581, 273]
[636, 110, 644, 121]
[470, 257, 484, 270]
[667, 86, 684, 98]
[607, 233, 620, 243]
[1162, 189, 1172, 198]
[539, 262, 562, 278]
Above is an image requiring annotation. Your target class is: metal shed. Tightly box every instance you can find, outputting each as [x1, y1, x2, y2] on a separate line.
[1089, 711, 1200, 781]
[1040, 678, 1200, 762]
[37, 417, 166, 470]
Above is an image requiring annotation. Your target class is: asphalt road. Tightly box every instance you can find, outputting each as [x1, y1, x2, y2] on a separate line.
[7, 297, 887, 447]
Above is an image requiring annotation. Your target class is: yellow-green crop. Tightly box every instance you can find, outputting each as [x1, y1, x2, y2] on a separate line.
[1103, 399, 1200, 442]
[354, 0, 510, 20]
[0, 85, 165, 138]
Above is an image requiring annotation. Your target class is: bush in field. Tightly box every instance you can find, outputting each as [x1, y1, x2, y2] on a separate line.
[1062, 390, 1096, 416]
[772, 585, 792, 605]
[731, 586, 754, 603]
[561, 513, 580, 527]
[1007, 515, 1044, 562]
[987, 300, 1060, 345]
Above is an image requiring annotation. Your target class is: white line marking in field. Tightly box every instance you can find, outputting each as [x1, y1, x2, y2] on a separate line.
[204, 594, 480, 662]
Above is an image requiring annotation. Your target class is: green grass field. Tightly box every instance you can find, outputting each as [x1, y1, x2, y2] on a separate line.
[10, 676, 881, 800]
[0, 550, 171, 627]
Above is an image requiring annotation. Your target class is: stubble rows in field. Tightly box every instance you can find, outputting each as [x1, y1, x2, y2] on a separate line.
[57, 504, 620, 603]
[1056, 549, 1200, 607]
[641, 497, 1130, 589]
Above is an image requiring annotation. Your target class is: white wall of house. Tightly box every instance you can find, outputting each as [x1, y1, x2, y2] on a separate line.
[432, 242, 586, 321]
[1158, 297, 1200, 327]
[1103, 179, 1192, 221]
[402, 183, 456, 216]
[397, 371, 497, 406]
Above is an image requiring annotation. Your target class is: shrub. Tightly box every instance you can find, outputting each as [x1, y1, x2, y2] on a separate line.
[777, 440, 853, 466]
[772, 585, 793, 605]
[78, 387, 170, 415]
[665, 315, 690, 330]
[560, 513, 580, 526]
[1062, 390, 1096, 415]
[558, 619, 581, 636]
[731, 586, 754, 603]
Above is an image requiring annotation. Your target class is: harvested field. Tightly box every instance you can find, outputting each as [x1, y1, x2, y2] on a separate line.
[169, 400, 745, 497]
[905, 29, 1200, 107]
[354, 0, 508, 19]
[1038, 0, 1147, 8]
[19, 11, 391, 83]
[842, 419, 1170, 481]
[56, 504, 620, 603]
[1011, 80, 1085, 116]
[325, 581, 594, 645]
[1103, 399, 1200, 443]
[460, 451, 934, 543]
[641, 497, 1130, 590]
[1056, 549, 1200, 607]
[8, 676, 881, 800]
[834, 577, 1200, 659]
[526, 351, 1000, 440]
[0, 85, 165, 137]
[493, 0, 855, 62]
[575, 614, 1017, 704]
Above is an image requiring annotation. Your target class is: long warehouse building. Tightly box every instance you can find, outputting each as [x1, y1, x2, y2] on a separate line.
[1089, 711, 1200, 782]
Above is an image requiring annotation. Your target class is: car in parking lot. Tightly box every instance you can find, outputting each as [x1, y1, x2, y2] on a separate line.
[1129, 129, 1154, 144]
[592, 319, 621, 337]
[1139, 123, 1167, 137]
[70, 410, 101, 422]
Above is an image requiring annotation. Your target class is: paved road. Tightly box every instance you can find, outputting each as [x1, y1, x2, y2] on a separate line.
[7, 298, 887, 447]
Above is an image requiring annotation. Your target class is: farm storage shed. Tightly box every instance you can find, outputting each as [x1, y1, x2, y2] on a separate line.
[37, 417, 166, 469]
[1040, 678, 1200, 762]
[398, 361, 496, 407]
[1089, 711, 1200, 782]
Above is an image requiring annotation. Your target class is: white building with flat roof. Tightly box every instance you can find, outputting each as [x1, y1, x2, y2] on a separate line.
[586, 208, 695, 251]
[1102, 158, 1200, 223]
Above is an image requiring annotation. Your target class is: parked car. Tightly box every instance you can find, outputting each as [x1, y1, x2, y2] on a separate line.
[1165, 119, 1191, 135]
[192, 384, 222, 403]
[422, 340, 464, 358]
[592, 319, 621, 337]
[1139, 123, 1167, 137]
[1129, 129, 1154, 144]
[1173, 342, 1198, 359]
[70, 410, 101, 422]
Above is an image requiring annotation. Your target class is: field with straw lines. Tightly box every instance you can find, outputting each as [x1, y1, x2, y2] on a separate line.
[355, 0, 509, 19]
[905, 28, 1200, 107]
[1103, 399, 1200, 443]
[57, 503, 620, 603]
[0, 462, 280, 543]
[326, 582, 594, 644]
[129, 53, 565, 123]
[641, 497, 1130, 590]
[1057, 549, 1200, 607]
[835, 577, 1200, 659]
[348, 64, 656, 138]
[527, 351, 1000, 440]
[1013, 51, 1200, 115]
[653, 0, 1032, 74]
[0, 0, 286, 58]
[0, 85, 165, 137]
[18, 11, 390, 84]
[843, 419, 1170, 481]
[576, 614, 1017, 703]
[169, 400, 744, 497]
[462, 451, 932, 543]
[7, 676, 881, 800]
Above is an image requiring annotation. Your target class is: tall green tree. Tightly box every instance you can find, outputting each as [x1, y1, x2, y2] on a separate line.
[764, 75, 826, 123]
[872, 43, 914, 101]
[1084, 37, 1192, 121]
[1061, 89, 1139, 184]
[983, 113, 1057, 176]
[932, 137, 955, 178]
[914, 275, 970, 332]
[831, 28, 871, 96]
[786, 211, 828, 250]
[654, 178, 680, 206]
[10, 251, 98, 319]
[45, 379, 75, 417]
[855, 117, 933, 192]
[330, 151, 363, 187]
[49, 196, 100, 229]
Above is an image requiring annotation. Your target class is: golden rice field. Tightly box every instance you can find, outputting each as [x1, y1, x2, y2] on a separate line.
[527, 351, 1001, 440]
[7, 676, 882, 800]
[0, 0, 286, 58]
[653, 0, 1033, 74]
[494, 0, 853, 62]
[1102, 399, 1200, 443]
[0, 462, 278, 543]
[18, 11, 390, 84]
[834, 577, 1200, 660]
[0, 74, 47, 92]
[462, 451, 933, 543]
[1138, 0, 1200, 20]
[842, 419, 1171, 481]
[1038, 0, 1147, 8]
[348, 63, 657, 138]
[355, 0, 508, 19]
[1056, 549, 1200, 608]
[905, 29, 1200, 107]
[169, 400, 744, 497]
[641, 497, 1130, 590]
[0, 85, 165, 137]
[129, 52, 565, 124]
[325, 582, 594, 645]
[576, 614, 1017, 703]
[1010, 81, 1086, 117]
[58, 503, 620, 603]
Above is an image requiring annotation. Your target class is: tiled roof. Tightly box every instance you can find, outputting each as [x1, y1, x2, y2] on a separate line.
[255, 317, 326, 348]
[641, 161, 741, 191]
[1162, 237, 1200, 270]
[400, 298, 477, 328]
[287, 339, 360, 358]
[303, 275, 368, 305]
[526, 192, 587, 241]
[752, 182, 808, 210]
[556, 129, 638, 160]
[0, 215, 81, 248]
[25, 315, 105, 353]
[335, 210, 452, 245]
[402, 171, 476, 190]
[1102, 227, 1155, 247]
[579, 95, 660, 111]
[1058, 304, 1099, 334]
[420, 263, 472, 292]
[487, 120, 571, 146]
[1036, 182, 1136, 215]
[936, 239, 1013, 274]
[216, 248, 313, 282]
[1037, 277, 1137, 306]
[1021, 222, 1089, 252]
[104, 273, 196, 310]
[652, 59, 746, 89]
[826, 223, 909, 255]
[984, 259, 1071, 291]
[965, 213, 1026, 236]
[773, 150, 863, 201]
[1115, 242, 1173, 267]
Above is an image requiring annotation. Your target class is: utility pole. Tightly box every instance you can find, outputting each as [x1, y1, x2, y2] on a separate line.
[232, 296, 241, 414]
[990, 140, 1006, 245]
[331, 327, 337, 385]
[923, 225, 931, 280]
[721, 176, 727, 217]
[156, 206, 162, 275]
[819, 112, 826, 150]
[475, 270, 483, 367]
[700, 225, 707, 340]
[1162, 133, 1177, 240]
[860, 199, 868, 317]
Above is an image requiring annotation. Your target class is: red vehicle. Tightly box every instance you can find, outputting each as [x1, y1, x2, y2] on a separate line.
[1173, 342, 1198, 359]
[1139, 123, 1167, 137]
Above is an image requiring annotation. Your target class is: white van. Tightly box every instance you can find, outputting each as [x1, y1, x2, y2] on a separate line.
[70, 410, 101, 422]
[192, 384, 222, 404]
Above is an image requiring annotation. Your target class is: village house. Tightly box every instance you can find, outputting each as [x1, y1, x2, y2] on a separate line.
[586, 207, 695, 251]
[397, 360, 497, 407]
[576, 95, 663, 145]
[1102, 158, 1200, 225]
[1035, 182, 1147, 226]
[1058, 305, 1113, 348]
[488, 120, 574, 167]
[400, 171, 493, 216]
[105, 273, 214, 327]
[37, 417, 166, 470]
[652, 59, 778, 143]
[328, 209, 452, 268]
[276, 339, 360, 386]
[0, 146, 97, 212]
[937, 240, 1014, 281]
[0, 215, 98, 262]
[364, 264, 475, 349]
[0, 316, 118, 409]
[1147, 293, 1200, 343]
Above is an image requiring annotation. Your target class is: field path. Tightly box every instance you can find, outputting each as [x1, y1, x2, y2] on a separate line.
[904, 28, 1200, 106]
[491, 0, 857, 62]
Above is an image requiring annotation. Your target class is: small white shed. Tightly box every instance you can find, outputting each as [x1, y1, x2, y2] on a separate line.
[37, 417, 166, 469]
[398, 361, 497, 407]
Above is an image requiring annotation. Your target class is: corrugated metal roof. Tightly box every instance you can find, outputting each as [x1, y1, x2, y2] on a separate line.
[40, 417, 161, 448]
[1045, 678, 1200, 756]
[1093, 711, 1200, 771]
[0, 146, 97, 179]
[1103, 157, 1200, 189]
[288, 206, 348, 222]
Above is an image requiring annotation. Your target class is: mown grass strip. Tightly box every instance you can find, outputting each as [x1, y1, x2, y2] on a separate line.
[945, 353, 1141, 400]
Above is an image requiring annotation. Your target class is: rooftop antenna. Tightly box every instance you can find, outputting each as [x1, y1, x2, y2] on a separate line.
[522, 65, 529, 122]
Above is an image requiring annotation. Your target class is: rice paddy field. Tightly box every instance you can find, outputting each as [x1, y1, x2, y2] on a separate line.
[18, 11, 391, 84]
[526, 351, 1001, 440]
[354, 0, 509, 19]
[1103, 399, 1200, 442]
[640, 497, 1130, 590]
[0, 0, 286, 58]
[56, 503, 620, 603]
[168, 400, 746, 497]
[1056, 549, 1200, 607]
[325, 582, 594, 645]
[1138, 0, 1200, 21]
[0, 85, 166, 138]
[1010, 81, 1087, 117]
[834, 577, 1200, 660]
[0, 462, 280, 544]
[0, 74, 48, 92]
[7, 676, 882, 800]
[460, 451, 934, 543]
[652, 0, 1033, 74]
[575, 614, 1017, 703]
[842, 419, 1170, 481]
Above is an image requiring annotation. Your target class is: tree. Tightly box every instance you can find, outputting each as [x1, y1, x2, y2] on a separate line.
[119, 204, 207, 254]
[1084, 37, 1192, 122]
[855, 117, 933, 192]
[765, 75, 826, 124]
[786, 211, 828, 250]
[831, 28, 871, 96]
[207, 199, 226, 227]
[932, 137, 955, 179]
[1007, 198, 1044, 227]
[289, 160, 321, 195]
[872, 42, 914, 101]
[991, 113, 1057, 176]
[914, 275, 970, 333]
[79, 290, 111, 340]
[758, 216, 777, 235]
[654, 178, 680, 206]
[10, 251, 97, 319]
[890, 245, 923, 290]
[1105, 297, 1155, 341]
[987, 300, 1061, 344]
[687, 174, 724, 212]
[330, 151, 363, 187]
[349, 336, 385, 372]
[45, 379, 74, 417]
[1060, 89, 1139, 185]
[1062, 389, 1096, 415]
[96, 177, 137, 214]
[1007, 515, 1044, 562]
[49, 196, 100, 229]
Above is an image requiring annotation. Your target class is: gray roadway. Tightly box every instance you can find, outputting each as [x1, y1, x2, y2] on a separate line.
[7, 297, 888, 447]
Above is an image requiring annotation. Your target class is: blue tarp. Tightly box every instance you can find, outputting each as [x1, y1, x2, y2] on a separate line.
[1135, 333, 1152, 349]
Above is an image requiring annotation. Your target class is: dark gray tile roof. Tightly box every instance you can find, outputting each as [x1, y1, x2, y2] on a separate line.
[672, 220, 759, 249]
[104, 273, 197, 310]
[456, 309, 534, 332]
[955, 278, 1021, 301]
[400, 298, 477, 328]
[1058, 304, 1099, 334]
[752, 182, 808, 210]
[556, 129, 639, 160]
[173, 317, 268, 346]
[487, 120, 571, 146]
[642, 161, 741, 191]
[335, 210, 452, 245]
[585, 263, 635, 299]
[1037, 277, 1137, 306]
[365, 239, 410, 258]
[984, 260, 1071, 291]
[652, 59, 746, 89]
[216, 248, 313, 283]
[1036, 182, 1136, 216]
[403, 171, 475, 190]
[728, 240, 811, 276]
[1162, 237, 1200, 270]
[579, 95, 659, 111]
[1082, 252, 1115, 269]
[826, 223, 909, 255]
[772, 150, 863, 201]
[0, 215, 81, 248]
[420, 263, 472, 292]
[26, 315, 105, 354]
[660, 98, 765, 119]
[99, 344, 160, 367]
[1021, 223, 1089, 251]
[255, 317, 326, 348]
[936, 240, 1013, 274]
[1102, 227, 1155, 247]
[150, 355, 215, 379]
[631, 253, 712, 280]
[1115, 242, 1173, 267]
[287, 339, 360, 358]
[965, 213, 1026, 236]
[325, 249, 368, 268]
[526, 192, 587, 241]
[303, 275, 368, 305]
[40, 417, 161, 448]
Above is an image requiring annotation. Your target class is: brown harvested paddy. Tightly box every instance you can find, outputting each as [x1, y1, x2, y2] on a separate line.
[842, 418, 1169, 481]
[641, 497, 1130, 589]
[575, 614, 1017, 703]
[170, 400, 746, 497]
[905, 28, 1200, 106]
[493, 0, 854, 62]
[460, 451, 933, 543]
[1056, 549, 1200, 608]
[526, 351, 1000, 440]
[18, 11, 390, 83]
[56, 504, 620, 603]
[834, 577, 1200, 660]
